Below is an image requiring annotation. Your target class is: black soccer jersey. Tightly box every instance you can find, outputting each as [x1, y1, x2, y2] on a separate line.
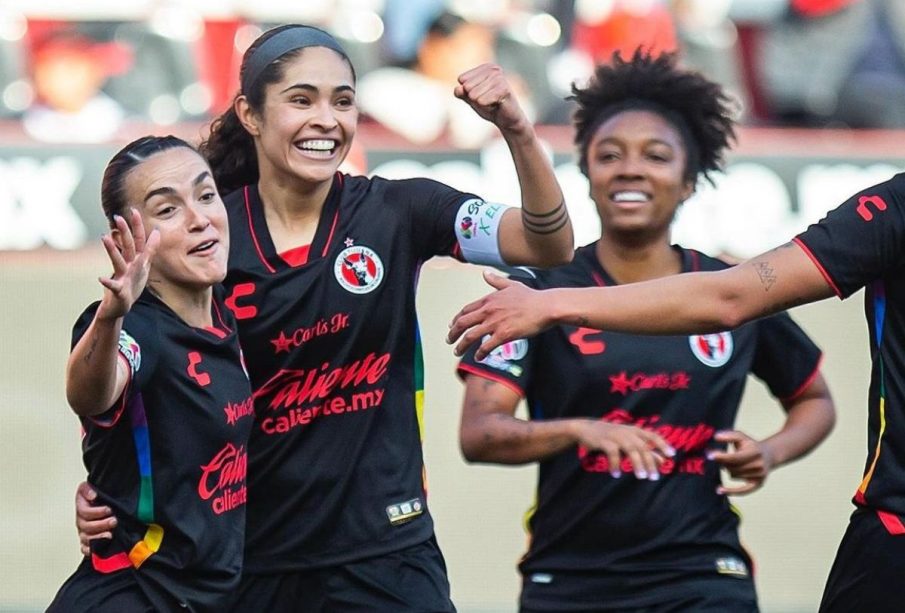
[222, 173, 481, 572]
[74, 289, 253, 611]
[795, 172, 905, 530]
[458, 244, 822, 606]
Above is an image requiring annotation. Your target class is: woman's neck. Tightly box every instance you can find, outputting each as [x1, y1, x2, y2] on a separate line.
[257, 171, 333, 252]
[146, 280, 214, 329]
[595, 232, 682, 285]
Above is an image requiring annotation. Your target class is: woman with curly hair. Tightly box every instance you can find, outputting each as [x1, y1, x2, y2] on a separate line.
[455, 50, 835, 612]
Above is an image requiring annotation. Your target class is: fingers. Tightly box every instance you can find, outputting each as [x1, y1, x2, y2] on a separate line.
[142, 228, 161, 264]
[130, 208, 146, 254]
[717, 480, 761, 496]
[476, 329, 510, 361]
[101, 234, 127, 278]
[78, 518, 117, 540]
[114, 214, 136, 262]
[483, 269, 515, 290]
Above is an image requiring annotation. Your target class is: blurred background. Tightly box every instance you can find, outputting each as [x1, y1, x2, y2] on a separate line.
[1, 0, 904, 611]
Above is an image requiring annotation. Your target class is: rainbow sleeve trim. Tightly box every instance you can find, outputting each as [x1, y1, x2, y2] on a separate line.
[91, 393, 164, 574]
[856, 281, 888, 504]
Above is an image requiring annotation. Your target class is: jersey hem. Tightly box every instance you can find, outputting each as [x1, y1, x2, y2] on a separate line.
[242, 525, 435, 573]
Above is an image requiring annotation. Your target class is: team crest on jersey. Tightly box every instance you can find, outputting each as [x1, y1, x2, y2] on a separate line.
[689, 332, 733, 367]
[478, 337, 528, 377]
[334, 245, 385, 294]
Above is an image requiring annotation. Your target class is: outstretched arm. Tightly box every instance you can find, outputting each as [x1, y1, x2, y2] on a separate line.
[455, 63, 573, 266]
[67, 210, 158, 416]
[712, 372, 836, 495]
[449, 242, 835, 360]
[460, 374, 674, 479]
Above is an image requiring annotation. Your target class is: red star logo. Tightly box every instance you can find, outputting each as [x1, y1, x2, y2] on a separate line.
[270, 331, 293, 354]
[610, 371, 632, 395]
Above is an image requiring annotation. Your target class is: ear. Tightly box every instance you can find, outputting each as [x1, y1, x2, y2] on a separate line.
[110, 227, 125, 253]
[680, 179, 695, 203]
[235, 95, 261, 137]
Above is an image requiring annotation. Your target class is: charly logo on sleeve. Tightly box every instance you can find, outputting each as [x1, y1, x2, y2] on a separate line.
[688, 332, 733, 367]
[334, 242, 385, 294]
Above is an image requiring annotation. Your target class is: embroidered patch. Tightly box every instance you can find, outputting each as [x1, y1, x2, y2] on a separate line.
[689, 332, 733, 367]
[715, 556, 749, 577]
[117, 329, 141, 376]
[478, 337, 528, 377]
[386, 497, 424, 526]
[334, 245, 385, 294]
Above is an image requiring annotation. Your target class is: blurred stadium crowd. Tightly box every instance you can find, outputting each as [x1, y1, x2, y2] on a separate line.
[2, 0, 905, 146]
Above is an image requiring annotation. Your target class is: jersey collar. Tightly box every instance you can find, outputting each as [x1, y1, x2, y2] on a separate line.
[242, 172, 344, 273]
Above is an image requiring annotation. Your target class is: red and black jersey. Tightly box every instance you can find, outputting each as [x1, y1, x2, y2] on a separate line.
[795, 172, 905, 530]
[74, 289, 253, 612]
[222, 173, 478, 572]
[458, 244, 822, 607]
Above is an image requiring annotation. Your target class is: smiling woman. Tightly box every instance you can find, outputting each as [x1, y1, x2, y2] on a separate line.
[455, 51, 835, 613]
[74, 23, 575, 612]
[49, 136, 253, 612]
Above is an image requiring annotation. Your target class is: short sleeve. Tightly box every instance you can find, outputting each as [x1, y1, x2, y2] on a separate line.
[750, 313, 823, 402]
[457, 336, 534, 398]
[456, 271, 538, 396]
[395, 177, 478, 261]
[795, 173, 905, 298]
[71, 303, 158, 425]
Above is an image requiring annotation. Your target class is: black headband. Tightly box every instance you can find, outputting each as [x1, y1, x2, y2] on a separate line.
[241, 25, 348, 94]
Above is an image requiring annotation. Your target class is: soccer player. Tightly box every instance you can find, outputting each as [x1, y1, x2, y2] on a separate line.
[50, 136, 253, 612]
[455, 51, 836, 612]
[446, 67, 905, 613]
[76, 24, 668, 611]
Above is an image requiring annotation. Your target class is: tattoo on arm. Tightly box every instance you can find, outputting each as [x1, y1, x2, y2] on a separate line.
[755, 261, 777, 292]
[83, 335, 99, 364]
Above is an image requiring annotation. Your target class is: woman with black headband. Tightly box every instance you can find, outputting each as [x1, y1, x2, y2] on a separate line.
[455, 52, 835, 612]
[70, 23, 645, 611]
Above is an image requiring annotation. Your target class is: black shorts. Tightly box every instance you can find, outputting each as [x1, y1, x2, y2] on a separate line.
[229, 536, 456, 613]
[520, 569, 758, 613]
[820, 508, 905, 612]
[47, 558, 176, 613]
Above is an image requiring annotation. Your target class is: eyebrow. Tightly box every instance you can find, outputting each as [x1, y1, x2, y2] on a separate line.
[279, 83, 356, 95]
[143, 170, 212, 203]
[595, 137, 676, 148]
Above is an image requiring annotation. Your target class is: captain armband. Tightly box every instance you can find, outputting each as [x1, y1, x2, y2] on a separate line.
[454, 198, 512, 266]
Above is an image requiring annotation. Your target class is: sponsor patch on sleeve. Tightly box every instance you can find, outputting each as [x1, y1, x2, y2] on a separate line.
[478, 337, 528, 377]
[117, 329, 141, 376]
[455, 198, 511, 266]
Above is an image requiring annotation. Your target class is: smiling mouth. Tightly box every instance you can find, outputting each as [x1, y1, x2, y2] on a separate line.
[188, 240, 218, 255]
[611, 190, 651, 203]
[296, 139, 338, 158]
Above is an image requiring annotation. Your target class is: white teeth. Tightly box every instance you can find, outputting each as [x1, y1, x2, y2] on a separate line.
[299, 139, 335, 151]
[191, 241, 215, 253]
[612, 191, 649, 203]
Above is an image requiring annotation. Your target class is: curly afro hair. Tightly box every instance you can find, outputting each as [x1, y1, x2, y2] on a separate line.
[571, 50, 737, 185]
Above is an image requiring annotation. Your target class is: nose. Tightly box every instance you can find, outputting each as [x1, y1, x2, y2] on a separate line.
[185, 202, 211, 231]
[616, 153, 645, 179]
[310, 100, 338, 130]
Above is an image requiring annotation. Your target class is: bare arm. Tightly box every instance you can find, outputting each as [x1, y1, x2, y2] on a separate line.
[460, 374, 674, 478]
[450, 242, 836, 359]
[712, 372, 836, 495]
[67, 211, 158, 416]
[455, 63, 573, 266]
